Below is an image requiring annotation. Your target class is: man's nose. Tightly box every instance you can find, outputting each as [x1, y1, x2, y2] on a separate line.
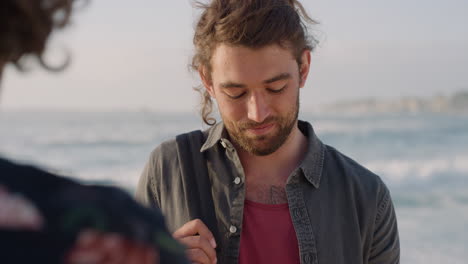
[247, 93, 271, 123]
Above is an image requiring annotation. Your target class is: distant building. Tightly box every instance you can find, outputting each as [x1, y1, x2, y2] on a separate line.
[321, 90, 468, 114]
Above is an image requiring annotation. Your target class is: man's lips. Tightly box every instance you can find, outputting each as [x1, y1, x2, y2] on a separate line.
[246, 123, 275, 135]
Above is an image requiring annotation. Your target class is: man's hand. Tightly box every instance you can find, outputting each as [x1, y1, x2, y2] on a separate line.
[173, 219, 217, 264]
[65, 229, 159, 264]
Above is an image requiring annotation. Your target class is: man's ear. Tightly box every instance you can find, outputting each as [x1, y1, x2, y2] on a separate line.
[199, 66, 215, 97]
[298, 49, 311, 88]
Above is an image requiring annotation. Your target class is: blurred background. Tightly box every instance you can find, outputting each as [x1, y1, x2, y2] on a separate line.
[0, 0, 467, 263]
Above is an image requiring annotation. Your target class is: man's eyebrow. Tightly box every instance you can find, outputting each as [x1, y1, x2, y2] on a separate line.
[220, 82, 246, 89]
[263, 73, 291, 84]
[219, 73, 291, 88]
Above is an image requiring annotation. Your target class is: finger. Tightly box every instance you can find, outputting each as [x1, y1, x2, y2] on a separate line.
[178, 236, 216, 263]
[173, 219, 216, 248]
[186, 248, 212, 264]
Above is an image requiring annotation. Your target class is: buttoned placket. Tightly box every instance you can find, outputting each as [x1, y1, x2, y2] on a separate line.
[286, 171, 319, 264]
[220, 138, 246, 263]
[207, 121, 322, 264]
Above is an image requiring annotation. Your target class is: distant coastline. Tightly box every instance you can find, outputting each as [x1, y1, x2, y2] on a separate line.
[3, 91, 468, 115]
[319, 91, 468, 114]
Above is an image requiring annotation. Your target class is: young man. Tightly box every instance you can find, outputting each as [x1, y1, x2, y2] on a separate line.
[137, 0, 400, 263]
[0, 1, 187, 263]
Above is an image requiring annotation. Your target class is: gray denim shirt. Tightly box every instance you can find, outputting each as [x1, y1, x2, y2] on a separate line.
[136, 120, 400, 264]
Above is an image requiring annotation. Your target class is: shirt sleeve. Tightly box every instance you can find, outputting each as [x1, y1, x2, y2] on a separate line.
[368, 184, 400, 264]
[136, 149, 161, 209]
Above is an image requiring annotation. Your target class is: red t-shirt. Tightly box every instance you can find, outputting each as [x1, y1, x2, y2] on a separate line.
[238, 200, 300, 264]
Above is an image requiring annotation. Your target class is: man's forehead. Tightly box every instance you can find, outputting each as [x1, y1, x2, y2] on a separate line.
[212, 43, 296, 61]
[210, 44, 298, 83]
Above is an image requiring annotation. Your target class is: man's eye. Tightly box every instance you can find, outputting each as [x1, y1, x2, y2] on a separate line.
[226, 92, 246, 99]
[268, 85, 287, 94]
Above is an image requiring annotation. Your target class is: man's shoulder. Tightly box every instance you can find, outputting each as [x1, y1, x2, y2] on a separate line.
[155, 129, 206, 150]
[148, 129, 208, 163]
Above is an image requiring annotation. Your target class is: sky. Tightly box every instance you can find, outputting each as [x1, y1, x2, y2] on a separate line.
[1, 0, 467, 112]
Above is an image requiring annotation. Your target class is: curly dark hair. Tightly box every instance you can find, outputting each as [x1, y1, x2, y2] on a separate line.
[191, 0, 318, 125]
[0, 0, 79, 72]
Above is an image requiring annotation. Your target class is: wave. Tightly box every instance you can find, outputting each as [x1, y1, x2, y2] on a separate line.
[364, 155, 468, 183]
[24, 131, 158, 148]
[313, 119, 427, 135]
[304, 113, 468, 137]
[393, 188, 468, 208]
[39, 138, 151, 148]
[363, 155, 468, 208]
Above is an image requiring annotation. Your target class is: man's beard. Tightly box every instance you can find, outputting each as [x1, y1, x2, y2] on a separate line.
[224, 94, 299, 156]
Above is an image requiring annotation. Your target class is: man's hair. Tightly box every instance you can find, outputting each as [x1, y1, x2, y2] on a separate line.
[0, 0, 78, 71]
[191, 0, 318, 125]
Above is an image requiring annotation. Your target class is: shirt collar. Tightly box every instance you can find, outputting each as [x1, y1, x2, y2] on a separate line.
[200, 120, 325, 188]
[296, 120, 325, 188]
[200, 122, 226, 152]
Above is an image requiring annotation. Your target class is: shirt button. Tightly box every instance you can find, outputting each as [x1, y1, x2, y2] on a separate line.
[220, 141, 227, 148]
[234, 177, 241, 185]
[229, 225, 237, 233]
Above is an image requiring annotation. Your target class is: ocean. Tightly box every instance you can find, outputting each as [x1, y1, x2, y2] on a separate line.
[1, 110, 467, 263]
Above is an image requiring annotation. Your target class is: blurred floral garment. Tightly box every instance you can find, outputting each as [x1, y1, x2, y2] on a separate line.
[0, 157, 188, 264]
[0, 186, 44, 230]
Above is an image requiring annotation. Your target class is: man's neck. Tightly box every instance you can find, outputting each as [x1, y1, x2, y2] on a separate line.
[237, 122, 308, 186]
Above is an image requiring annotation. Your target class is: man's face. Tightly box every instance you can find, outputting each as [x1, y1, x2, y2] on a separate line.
[202, 44, 310, 156]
